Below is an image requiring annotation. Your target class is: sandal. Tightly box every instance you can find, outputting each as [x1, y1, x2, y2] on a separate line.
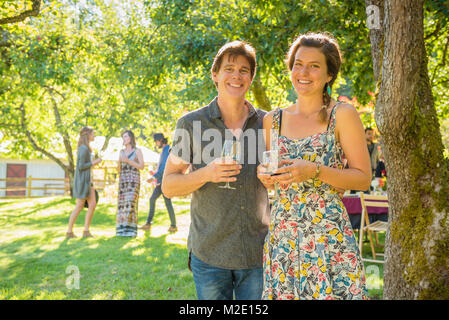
[168, 226, 178, 233]
[139, 223, 151, 231]
[65, 232, 77, 239]
[82, 231, 93, 238]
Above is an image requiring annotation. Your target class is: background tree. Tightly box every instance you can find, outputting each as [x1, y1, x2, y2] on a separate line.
[0, 0, 41, 25]
[366, 0, 449, 299]
[0, 0, 191, 192]
[144, 0, 373, 111]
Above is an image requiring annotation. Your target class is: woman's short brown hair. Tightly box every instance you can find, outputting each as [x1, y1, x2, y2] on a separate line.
[211, 40, 257, 86]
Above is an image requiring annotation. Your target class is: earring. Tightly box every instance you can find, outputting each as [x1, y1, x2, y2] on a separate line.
[326, 83, 332, 96]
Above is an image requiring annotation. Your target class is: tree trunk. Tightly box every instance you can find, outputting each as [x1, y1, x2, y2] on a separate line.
[19, 102, 75, 197]
[46, 87, 75, 184]
[251, 74, 272, 111]
[367, 0, 449, 299]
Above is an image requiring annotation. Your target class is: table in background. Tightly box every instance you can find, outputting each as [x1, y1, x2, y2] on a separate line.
[342, 195, 388, 230]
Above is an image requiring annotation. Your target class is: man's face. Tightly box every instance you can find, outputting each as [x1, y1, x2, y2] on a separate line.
[365, 129, 374, 143]
[212, 53, 253, 98]
[155, 140, 162, 148]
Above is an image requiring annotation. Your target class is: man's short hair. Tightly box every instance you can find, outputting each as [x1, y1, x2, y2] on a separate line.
[365, 127, 373, 133]
[211, 40, 257, 86]
[153, 133, 167, 144]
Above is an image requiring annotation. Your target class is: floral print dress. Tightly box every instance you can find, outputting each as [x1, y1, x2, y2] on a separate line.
[262, 104, 368, 300]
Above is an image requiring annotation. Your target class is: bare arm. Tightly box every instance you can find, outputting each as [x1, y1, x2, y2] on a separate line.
[162, 153, 242, 198]
[331, 103, 372, 190]
[130, 149, 145, 170]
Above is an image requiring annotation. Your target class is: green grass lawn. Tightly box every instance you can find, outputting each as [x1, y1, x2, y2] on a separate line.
[359, 234, 385, 300]
[0, 196, 385, 300]
[0, 196, 196, 299]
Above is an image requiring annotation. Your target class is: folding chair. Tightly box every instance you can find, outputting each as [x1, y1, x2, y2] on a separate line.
[358, 192, 389, 264]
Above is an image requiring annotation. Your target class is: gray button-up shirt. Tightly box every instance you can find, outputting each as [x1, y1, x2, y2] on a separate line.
[171, 97, 270, 269]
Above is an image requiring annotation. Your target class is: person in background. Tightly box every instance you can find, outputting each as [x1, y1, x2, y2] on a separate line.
[116, 130, 144, 237]
[139, 133, 177, 233]
[365, 127, 380, 175]
[66, 126, 102, 239]
[374, 145, 386, 178]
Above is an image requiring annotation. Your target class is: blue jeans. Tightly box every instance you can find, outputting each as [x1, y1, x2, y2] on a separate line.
[190, 252, 263, 300]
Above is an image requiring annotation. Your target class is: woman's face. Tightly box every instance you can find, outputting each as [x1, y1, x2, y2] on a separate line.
[89, 131, 95, 142]
[290, 46, 332, 98]
[122, 133, 130, 145]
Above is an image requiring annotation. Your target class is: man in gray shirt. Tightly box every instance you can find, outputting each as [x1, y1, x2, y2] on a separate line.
[162, 40, 269, 300]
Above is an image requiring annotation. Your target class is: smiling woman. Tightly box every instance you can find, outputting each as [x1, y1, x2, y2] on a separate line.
[258, 32, 371, 300]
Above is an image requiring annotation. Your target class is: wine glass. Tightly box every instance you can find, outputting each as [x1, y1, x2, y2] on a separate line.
[262, 150, 279, 175]
[219, 139, 241, 189]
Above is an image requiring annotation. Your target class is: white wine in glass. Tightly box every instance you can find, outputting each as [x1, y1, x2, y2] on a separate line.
[219, 140, 241, 189]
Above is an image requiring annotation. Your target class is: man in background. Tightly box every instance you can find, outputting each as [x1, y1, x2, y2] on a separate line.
[365, 127, 380, 176]
[140, 133, 177, 233]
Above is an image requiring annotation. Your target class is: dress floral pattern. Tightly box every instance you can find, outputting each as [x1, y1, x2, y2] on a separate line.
[262, 104, 368, 300]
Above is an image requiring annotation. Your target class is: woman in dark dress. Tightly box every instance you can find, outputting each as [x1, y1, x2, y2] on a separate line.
[66, 126, 102, 239]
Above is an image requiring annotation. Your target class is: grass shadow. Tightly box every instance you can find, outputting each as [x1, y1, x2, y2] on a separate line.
[0, 227, 194, 300]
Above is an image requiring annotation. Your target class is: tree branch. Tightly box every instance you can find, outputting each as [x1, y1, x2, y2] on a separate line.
[424, 20, 441, 40]
[19, 102, 69, 175]
[44, 87, 74, 173]
[0, 123, 19, 129]
[430, 32, 449, 85]
[43, 85, 66, 101]
[0, 0, 41, 25]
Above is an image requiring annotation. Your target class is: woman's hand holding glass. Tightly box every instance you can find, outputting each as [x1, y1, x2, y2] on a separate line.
[119, 154, 127, 163]
[257, 150, 281, 189]
[92, 158, 102, 166]
[257, 163, 276, 189]
[270, 159, 315, 185]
